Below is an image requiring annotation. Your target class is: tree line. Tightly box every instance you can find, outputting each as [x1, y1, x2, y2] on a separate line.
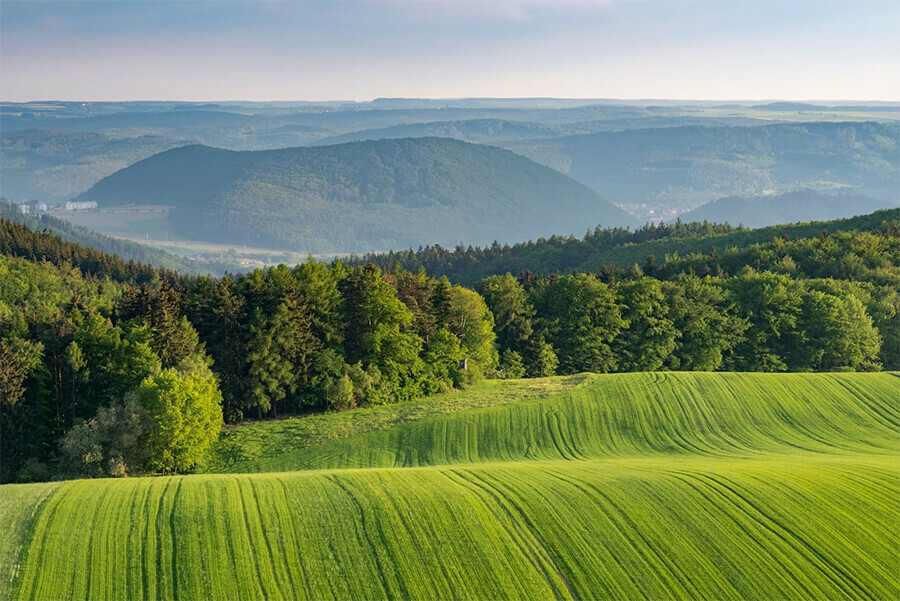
[1, 215, 897, 483]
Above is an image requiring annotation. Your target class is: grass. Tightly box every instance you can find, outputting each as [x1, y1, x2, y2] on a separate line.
[204, 371, 898, 473]
[2, 371, 898, 600]
[200, 374, 590, 473]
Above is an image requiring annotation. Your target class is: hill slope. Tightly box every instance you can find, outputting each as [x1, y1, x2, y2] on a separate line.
[203, 371, 899, 473]
[510, 122, 900, 216]
[682, 190, 895, 229]
[77, 138, 634, 252]
[3, 372, 898, 600]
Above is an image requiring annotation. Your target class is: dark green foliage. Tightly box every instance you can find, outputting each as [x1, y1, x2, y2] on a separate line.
[76, 138, 634, 251]
[662, 275, 747, 371]
[356, 209, 899, 286]
[530, 274, 623, 374]
[613, 279, 678, 372]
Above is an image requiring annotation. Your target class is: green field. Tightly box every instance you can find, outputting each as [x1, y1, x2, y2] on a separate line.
[2, 372, 898, 600]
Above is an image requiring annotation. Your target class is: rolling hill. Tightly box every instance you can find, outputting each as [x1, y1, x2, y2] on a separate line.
[510, 121, 900, 217]
[0, 129, 188, 201]
[681, 189, 896, 228]
[76, 138, 635, 252]
[3, 371, 898, 600]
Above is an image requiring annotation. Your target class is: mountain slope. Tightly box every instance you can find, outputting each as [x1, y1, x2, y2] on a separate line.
[77, 138, 634, 252]
[681, 190, 895, 228]
[0, 129, 187, 201]
[510, 122, 900, 216]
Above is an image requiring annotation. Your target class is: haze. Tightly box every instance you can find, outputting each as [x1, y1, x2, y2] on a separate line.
[2, 0, 898, 102]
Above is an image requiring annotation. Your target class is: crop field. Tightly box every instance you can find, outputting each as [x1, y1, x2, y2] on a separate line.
[2, 372, 898, 600]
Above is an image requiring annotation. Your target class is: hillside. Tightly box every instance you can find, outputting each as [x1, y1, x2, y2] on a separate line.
[0, 129, 187, 201]
[681, 190, 895, 228]
[0, 200, 202, 276]
[3, 372, 898, 600]
[77, 138, 635, 252]
[201, 371, 899, 473]
[510, 121, 900, 217]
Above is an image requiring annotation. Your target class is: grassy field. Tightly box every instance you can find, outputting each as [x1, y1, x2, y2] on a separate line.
[2, 372, 898, 600]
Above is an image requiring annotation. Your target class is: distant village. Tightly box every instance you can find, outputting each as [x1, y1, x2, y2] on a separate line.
[17, 200, 98, 213]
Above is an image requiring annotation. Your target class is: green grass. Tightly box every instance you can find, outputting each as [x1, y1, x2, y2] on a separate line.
[204, 372, 899, 473]
[200, 374, 589, 473]
[2, 372, 898, 600]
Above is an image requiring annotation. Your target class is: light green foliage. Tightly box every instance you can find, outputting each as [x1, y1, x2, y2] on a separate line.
[447, 285, 498, 374]
[3, 371, 898, 601]
[0, 337, 43, 408]
[137, 368, 223, 473]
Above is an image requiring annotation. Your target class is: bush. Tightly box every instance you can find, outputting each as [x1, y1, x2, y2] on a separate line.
[58, 394, 150, 478]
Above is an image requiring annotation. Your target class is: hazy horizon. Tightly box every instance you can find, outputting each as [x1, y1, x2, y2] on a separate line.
[2, 0, 898, 103]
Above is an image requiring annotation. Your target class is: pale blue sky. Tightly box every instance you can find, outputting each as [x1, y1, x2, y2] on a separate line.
[1, 0, 897, 101]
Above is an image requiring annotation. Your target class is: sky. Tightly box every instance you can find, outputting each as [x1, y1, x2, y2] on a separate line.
[1, 0, 898, 102]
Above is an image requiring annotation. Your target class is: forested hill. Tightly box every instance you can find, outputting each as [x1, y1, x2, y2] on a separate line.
[356, 208, 900, 285]
[77, 137, 635, 252]
[509, 121, 900, 214]
[681, 190, 895, 229]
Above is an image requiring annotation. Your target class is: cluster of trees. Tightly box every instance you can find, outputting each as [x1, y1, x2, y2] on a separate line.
[354, 219, 747, 284]
[0, 254, 222, 482]
[0, 247, 496, 482]
[0, 211, 187, 284]
[181, 262, 496, 423]
[481, 269, 894, 380]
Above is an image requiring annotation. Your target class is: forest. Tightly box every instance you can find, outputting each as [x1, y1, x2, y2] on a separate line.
[1, 210, 898, 483]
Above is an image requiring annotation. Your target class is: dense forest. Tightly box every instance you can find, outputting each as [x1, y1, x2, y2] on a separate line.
[355, 209, 900, 285]
[2, 211, 898, 483]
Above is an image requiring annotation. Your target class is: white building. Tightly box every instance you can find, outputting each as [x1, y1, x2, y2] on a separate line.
[64, 201, 98, 211]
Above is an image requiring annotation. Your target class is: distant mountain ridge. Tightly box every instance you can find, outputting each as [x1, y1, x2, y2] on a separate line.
[509, 121, 900, 215]
[77, 137, 634, 252]
[682, 190, 896, 229]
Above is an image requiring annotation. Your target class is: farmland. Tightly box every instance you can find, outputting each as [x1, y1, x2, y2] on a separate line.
[2, 372, 898, 600]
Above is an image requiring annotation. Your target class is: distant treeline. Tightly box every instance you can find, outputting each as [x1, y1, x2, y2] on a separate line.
[1, 213, 898, 483]
[354, 209, 900, 285]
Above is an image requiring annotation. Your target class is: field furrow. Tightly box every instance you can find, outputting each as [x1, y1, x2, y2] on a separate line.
[2, 372, 897, 600]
